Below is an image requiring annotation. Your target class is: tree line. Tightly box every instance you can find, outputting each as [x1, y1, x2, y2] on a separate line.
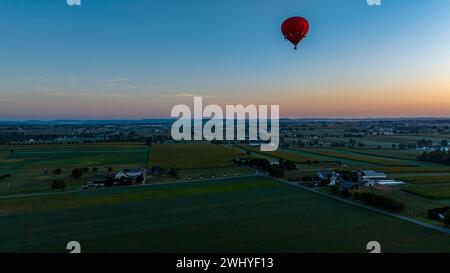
[233, 157, 296, 178]
[417, 151, 450, 165]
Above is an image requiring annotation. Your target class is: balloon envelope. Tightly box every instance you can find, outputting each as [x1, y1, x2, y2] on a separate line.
[281, 17, 309, 49]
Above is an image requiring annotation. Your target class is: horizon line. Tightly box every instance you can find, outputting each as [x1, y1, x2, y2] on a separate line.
[2, 116, 450, 123]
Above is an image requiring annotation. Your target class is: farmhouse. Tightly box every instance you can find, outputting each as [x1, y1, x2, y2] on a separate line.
[87, 168, 146, 188]
[317, 171, 360, 189]
[87, 173, 115, 188]
[91, 175, 108, 186]
[317, 171, 340, 186]
[115, 168, 144, 180]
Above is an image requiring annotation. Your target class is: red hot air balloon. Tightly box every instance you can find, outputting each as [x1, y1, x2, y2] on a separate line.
[281, 17, 309, 50]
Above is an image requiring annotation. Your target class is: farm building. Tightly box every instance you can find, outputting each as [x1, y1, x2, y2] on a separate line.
[317, 171, 359, 189]
[114, 168, 146, 186]
[269, 160, 279, 166]
[376, 180, 405, 186]
[416, 146, 449, 152]
[115, 168, 144, 180]
[317, 171, 340, 186]
[87, 173, 116, 188]
[360, 170, 387, 187]
[87, 168, 146, 189]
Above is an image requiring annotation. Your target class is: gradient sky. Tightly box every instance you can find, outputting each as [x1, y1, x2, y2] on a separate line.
[0, 0, 449, 119]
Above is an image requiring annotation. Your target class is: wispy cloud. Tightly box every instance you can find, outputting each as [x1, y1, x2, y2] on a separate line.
[103, 78, 130, 84]
[31, 90, 130, 98]
[160, 93, 217, 98]
[103, 78, 133, 88]
[78, 92, 129, 98]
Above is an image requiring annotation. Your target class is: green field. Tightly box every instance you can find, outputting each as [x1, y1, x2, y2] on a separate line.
[288, 148, 375, 167]
[1, 176, 449, 253]
[382, 170, 450, 200]
[148, 143, 247, 169]
[0, 143, 148, 195]
[349, 135, 449, 148]
[357, 187, 447, 223]
[296, 148, 416, 167]
[372, 166, 450, 174]
[400, 175, 450, 185]
[336, 148, 422, 161]
[403, 183, 450, 200]
[236, 145, 323, 163]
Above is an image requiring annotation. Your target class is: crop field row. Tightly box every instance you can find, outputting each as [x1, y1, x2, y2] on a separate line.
[295, 148, 415, 167]
[363, 136, 422, 145]
[238, 145, 425, 168]
[1, 145, 147, 170]
[235, 145, 322, 163]
[334, 148, 421, 161]
[402, 183, 450, 200]
[400, 175, 450, 185]
[389, 135, 450, 142]
[148, 144, 247, 169]
[358, 186, 447, 222]
[287, 149, 377, 167]
[1, 176, 450, 253]
[3, 142, 146, 149]
[372, 166, 450, 174]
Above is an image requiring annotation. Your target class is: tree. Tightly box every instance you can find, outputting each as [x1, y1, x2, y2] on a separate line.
[82, 167, 89, 173]
[104, 175, 114, 187]
[145, 136, 153, 146]
[92, 167, 98, 172]
[441, 140, 448, 147]
[169, 168, 178, 179]
[108, 167, 113, 173]
[71, 168, 83, 179]
[135, 175, 144, 184]
[428, 207, 449, 221]
[417, 139, 433, 148]
[283, 160, 297, 171]
[268, 165, 284, 178]
[341, 189, 352, 198]
[417, 151, 450, 165]
[51, 179, 66, 191]
[121, 177, 133, 186]
[52, 168, 62, 175]
[330, 185, 339, 195]
[444, 211, 450, 227]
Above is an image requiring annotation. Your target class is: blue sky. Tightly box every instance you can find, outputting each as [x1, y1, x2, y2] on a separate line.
[0, 0, 449, 119]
